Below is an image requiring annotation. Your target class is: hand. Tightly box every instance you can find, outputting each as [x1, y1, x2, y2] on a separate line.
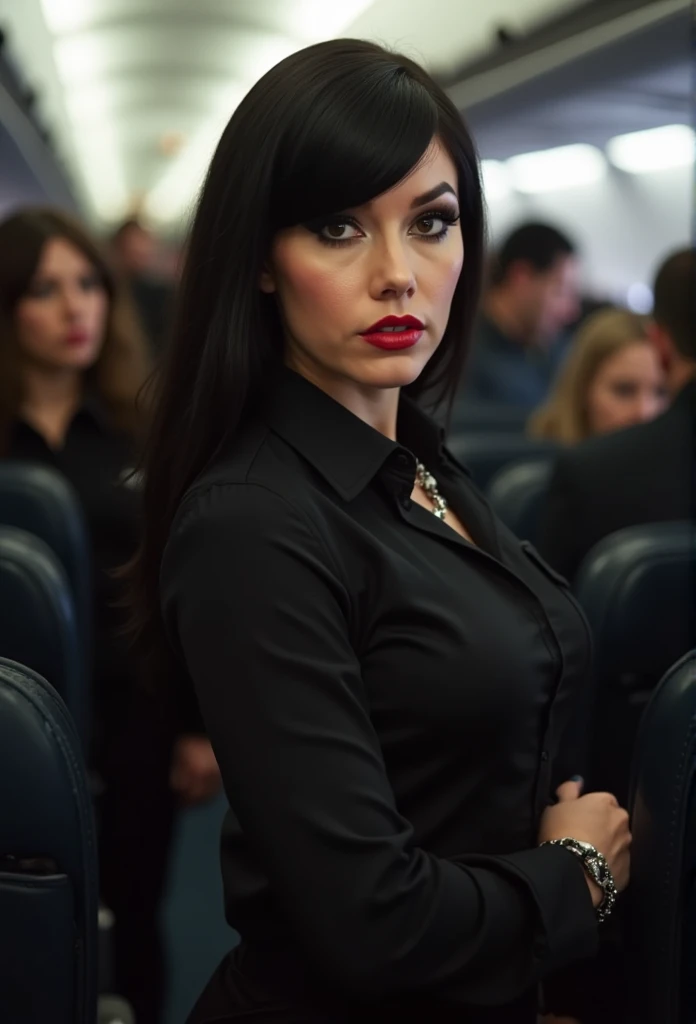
[538, 778, 631, 905]
[170, 735, 222, 806]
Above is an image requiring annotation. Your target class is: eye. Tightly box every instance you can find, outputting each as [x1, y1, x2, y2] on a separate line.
[26, 280, 54, 299]
[319, 221, 361, 243]
[413, 215, 446, 236]
[410, 208, 460, 242]
[80, 274, 102, 291]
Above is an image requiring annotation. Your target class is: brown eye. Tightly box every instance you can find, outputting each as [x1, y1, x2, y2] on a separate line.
[415, 216, 440, 235]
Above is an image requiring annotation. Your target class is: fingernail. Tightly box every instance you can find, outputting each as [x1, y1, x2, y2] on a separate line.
[571, 775, 584, 784]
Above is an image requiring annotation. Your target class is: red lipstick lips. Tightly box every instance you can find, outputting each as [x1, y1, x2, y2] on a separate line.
[360, 314, 425, 351]
[64, 328, 90, 346]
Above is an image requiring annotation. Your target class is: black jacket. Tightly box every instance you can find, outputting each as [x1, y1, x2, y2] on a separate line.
[537, 379, 696, 582]
[161, 369, 599, 1022]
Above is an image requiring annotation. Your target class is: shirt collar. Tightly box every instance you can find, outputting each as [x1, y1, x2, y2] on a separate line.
[264, 368, 447, 501]
[11, 390, 110, 445]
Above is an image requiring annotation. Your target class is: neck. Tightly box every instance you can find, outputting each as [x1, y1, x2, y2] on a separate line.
[484, 289, 533, 347]
[20, 365, 83, 446]
[286, 360, 399, 441]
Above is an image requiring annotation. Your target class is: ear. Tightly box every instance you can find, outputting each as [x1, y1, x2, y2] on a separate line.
[647, 320, 674, 371]
[259, 263, 276, 294]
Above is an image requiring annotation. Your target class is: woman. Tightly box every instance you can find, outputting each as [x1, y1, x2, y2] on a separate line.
[125, 41, 630, 1024]
[0, 207, 220, 1024]
[528, 307, 667, 442]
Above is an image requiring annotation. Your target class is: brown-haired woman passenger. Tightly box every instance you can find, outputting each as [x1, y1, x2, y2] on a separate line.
[0, 207, 220, 1024]
[528, 308, 667, 443]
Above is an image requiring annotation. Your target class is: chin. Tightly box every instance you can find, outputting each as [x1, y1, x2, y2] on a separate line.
[56, 345, 101, 370]
[357, 351, 431, 390]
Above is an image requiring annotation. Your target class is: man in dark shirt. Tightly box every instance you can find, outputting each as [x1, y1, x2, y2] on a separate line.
[461, 223, 581, 408]
[538, 247, 696, 582]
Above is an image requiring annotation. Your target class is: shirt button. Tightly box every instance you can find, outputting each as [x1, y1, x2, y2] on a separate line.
[540, 750, 549, 763]
[400, 493, 412, 511]
[395, 451, 411, 468]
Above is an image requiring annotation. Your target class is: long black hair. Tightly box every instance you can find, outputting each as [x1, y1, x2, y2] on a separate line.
[125, 38, 485, 672]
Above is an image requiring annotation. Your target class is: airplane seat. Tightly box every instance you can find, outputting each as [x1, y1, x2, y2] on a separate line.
[0, 525, 88, 748]
[574, 521, 696, 808]
[628, 650, 696, 1024]
[0, 657, 98, 1024]
[486, 458, 553, 542]
[0, 462, 92, 657]
[446, 432, 559, 489]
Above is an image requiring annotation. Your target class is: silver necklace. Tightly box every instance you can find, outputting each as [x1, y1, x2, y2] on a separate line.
[415, 462, 448, 520]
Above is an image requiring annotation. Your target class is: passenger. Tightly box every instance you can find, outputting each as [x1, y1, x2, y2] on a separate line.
[460, 222, 581, 409]
[125, 40, 630, 1024]
[110, 216, 175, 356]
[0, 207, 220, 1024]
[538, 247, 696, 582]
[528, 307, 667, 443]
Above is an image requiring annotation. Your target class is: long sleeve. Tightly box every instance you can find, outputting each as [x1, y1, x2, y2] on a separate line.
[161, 481, 598, 1006]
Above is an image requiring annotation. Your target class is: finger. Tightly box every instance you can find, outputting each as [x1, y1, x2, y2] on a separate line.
[556, 777, 583, 802]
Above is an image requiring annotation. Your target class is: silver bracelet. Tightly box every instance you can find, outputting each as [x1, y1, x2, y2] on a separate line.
[541, 837, 618, 923]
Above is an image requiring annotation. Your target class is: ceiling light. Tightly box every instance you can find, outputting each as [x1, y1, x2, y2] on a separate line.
[53, 34, 107, 86]
[480, 160, 511, 201]
[507, 144, 606, 194]
[39, 0, 91, 35]
[72, 122, 129, 222]
[626, 282, 653, 314]
[292, 0, 377, 36]
[607, 125, 695, 174]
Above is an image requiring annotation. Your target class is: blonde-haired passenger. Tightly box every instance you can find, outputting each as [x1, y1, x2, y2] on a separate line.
[528, 307, 667, 443]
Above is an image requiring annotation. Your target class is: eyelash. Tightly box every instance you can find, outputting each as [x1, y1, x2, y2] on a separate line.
[310, 208, 461, 249]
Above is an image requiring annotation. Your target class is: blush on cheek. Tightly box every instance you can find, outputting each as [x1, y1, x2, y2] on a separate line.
[279, 254, 357, 328]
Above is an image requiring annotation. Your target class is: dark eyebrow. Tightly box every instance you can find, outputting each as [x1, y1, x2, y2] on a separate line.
[410, 181, 458, 208]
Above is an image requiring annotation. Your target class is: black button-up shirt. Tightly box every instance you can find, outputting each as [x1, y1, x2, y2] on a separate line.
[161, 369, 598, 1021]
[6, 401, 140, 715]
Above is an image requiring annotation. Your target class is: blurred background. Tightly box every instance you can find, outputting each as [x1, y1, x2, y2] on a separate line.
[0, 0, 691, 306]
[0, 1, 691, 1021]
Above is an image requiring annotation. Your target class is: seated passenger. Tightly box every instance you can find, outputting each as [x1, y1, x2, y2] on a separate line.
[528, 308, 667, 443]
[125, 39, 630, 1024]
[538, 248, 696, 581]
[0, 207, 220, 1024]
[459, 222, 581, 409]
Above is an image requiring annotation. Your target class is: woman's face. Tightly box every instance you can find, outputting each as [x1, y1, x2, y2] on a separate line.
[14, 237, 109, 373]
[586, 341, 668, 436]
[261, 139, 464, 399]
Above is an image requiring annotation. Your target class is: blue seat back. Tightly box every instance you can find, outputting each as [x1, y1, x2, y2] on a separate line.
[447, 432, 559, 489]
[0, 462, 91, 655]
[575, 521, 696, 805]
[486, 458, 553, 542]
[0, 526, 87, 748]
[628, 651, 696, 1024]
[0, 658, 98, 1024]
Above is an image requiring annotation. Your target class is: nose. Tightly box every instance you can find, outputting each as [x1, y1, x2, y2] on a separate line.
[637, 393, 660, 421]
[369, 236, 416, 301]
[61, 285, 87, 321]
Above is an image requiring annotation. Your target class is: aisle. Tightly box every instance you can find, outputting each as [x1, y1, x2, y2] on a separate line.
[162, 791, 239, 1024]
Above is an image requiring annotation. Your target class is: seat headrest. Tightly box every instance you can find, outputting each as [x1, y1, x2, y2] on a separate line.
[0, 526, 86, 746]
[0, 462, 91, 644]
